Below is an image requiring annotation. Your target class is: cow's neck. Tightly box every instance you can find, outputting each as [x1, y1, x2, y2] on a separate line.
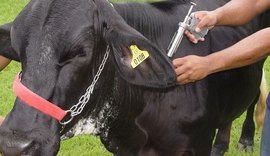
[113, 1, 186, 52]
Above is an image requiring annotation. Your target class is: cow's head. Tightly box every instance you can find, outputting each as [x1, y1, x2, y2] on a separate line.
[0, 0, 175, 155]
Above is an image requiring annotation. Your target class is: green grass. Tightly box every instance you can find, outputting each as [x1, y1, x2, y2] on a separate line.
[58, 135, 112, 156]
[0, 0, 27, 116]
[0, 0, 268, 156]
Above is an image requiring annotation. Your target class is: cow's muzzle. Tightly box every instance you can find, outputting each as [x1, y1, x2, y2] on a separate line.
[0, 130, 34, 156]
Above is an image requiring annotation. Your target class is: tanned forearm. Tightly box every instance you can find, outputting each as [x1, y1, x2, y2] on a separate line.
[0, 55, 11, 71]
[207, 28, 270, 74]
[214, 0, 270, 26]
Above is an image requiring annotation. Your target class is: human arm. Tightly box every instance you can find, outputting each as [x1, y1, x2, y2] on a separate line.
[213, 0, 270, 26]
[0, 55, 11, 71]
[0, 116, 4, 125]
[173, 27, 270, 84]
[186, 0, 270, 43]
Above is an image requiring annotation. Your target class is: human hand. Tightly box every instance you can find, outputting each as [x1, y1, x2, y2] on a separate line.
[172, 55, 212, 84]
[185, 11, 217, 43]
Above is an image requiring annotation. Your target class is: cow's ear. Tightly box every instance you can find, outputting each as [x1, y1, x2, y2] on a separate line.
[104, 26, 176, 88]
[0, 22, 20, 61]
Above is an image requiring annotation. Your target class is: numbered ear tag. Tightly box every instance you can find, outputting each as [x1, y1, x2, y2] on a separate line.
[130, 45, 149, 68]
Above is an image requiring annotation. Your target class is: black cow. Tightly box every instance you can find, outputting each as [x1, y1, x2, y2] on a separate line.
[62, 76, 267, 156]
[0, 0, 268, 155]
[211, 78, 267, 156]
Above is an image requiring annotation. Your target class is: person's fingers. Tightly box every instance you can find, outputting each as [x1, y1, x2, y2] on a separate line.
[172, 58, 180, 67]
[194, 11, 207, 19]
[196, 19, 209, 32]
[176, 73, 195, 85]
[174, 65, 185, 76]
[193, 11, 215, 33]
[199, 37, 205, 42]
[174, 63, 194, 84]
[194, 12, 208, 30]
[177, 79, 189, 85]
[184, 30, 199, 44]
[176, 73, 188, 84]
[172, 58, 186, 68]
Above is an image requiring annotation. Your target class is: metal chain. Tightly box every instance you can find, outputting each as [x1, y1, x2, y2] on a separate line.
[60, 46, 110, 125]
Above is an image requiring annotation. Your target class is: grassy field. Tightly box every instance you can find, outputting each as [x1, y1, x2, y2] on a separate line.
[0, 0, 268, 155]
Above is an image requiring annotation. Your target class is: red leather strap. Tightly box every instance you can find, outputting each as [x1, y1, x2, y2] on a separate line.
[13, 74, 67, 121]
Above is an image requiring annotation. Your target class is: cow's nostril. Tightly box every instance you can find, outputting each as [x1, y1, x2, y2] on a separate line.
[18, 140, 33, 152]
[0, 139, 33, 156]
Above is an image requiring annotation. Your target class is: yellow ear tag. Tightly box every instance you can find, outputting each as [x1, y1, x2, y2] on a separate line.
[130, 45, 149, 68]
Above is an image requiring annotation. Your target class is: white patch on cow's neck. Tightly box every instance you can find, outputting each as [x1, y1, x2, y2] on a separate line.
[72, 117, 97, 136]
[61, 116, 96, 140]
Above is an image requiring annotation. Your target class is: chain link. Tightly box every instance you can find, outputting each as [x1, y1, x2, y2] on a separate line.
[60, 47, 110, 125]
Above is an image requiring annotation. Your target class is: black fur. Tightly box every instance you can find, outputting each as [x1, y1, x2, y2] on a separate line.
[0, 0, 268, 155]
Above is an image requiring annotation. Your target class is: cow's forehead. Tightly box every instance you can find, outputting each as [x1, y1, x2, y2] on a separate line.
[31, 0, 95, 32]
[11, 0, 99, 59]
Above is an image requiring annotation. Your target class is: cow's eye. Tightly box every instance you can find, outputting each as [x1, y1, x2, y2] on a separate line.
[58, 47, 87, 65]
[75, 47, 87, 57]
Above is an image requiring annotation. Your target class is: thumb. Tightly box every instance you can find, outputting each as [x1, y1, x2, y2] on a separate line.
[195, 17, 209, 32]
[194, 11, 215, 32]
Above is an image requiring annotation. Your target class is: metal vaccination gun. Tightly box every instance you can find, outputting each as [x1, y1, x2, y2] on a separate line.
[167, 2, 208, 57]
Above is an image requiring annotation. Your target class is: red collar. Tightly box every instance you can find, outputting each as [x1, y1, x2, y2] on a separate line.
[13, 74, 67, 121]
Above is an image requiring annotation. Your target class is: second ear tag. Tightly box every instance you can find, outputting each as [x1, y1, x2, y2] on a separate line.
[130, 45, 149, 68]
